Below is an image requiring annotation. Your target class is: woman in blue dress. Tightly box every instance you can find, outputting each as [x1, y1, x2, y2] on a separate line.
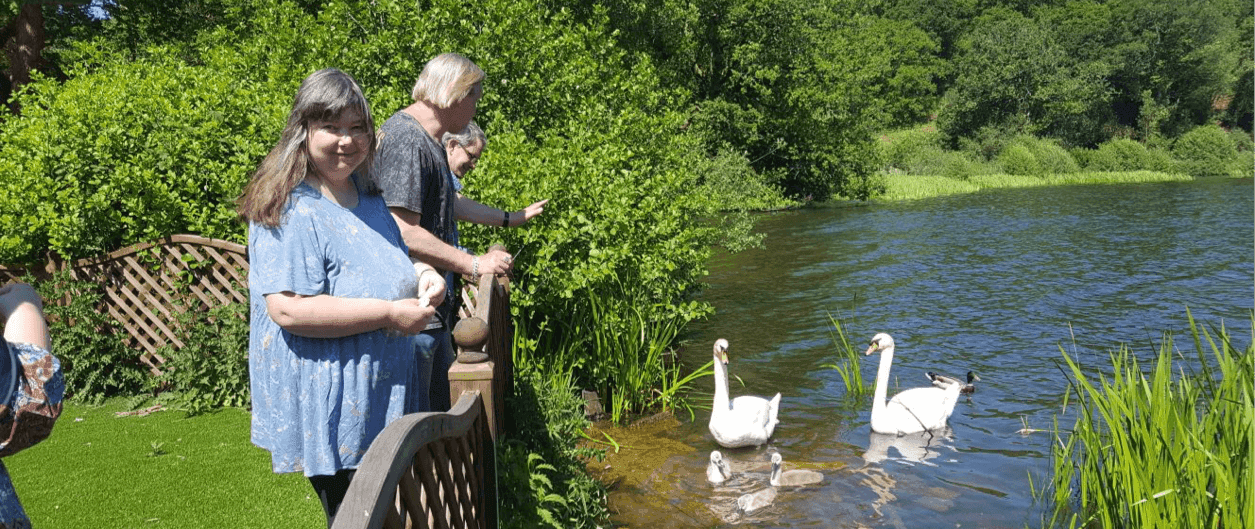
[236, 68, 444, 528]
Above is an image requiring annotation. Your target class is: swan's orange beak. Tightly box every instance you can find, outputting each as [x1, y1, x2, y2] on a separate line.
[864, 342, 879, 356]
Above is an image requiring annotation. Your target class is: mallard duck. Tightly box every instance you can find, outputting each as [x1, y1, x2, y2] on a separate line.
[865, 333, 961, 435]
[768, 452, 823, 487]
[926, 370, 980, 394]
[709, 339, 781, 448]
[707, 450, 732, 484]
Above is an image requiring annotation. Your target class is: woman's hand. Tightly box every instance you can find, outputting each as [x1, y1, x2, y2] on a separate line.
[418, 270, 446, 307]
[388, 298, 436, 334]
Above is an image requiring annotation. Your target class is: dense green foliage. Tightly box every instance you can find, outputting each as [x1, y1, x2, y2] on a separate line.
[1173, 124, 1248, 177]
[30, 272, 149, 403]
[1040, 314, 1252, 528]
[154, 302, 251, 415]
[878, 122, 1249, 181]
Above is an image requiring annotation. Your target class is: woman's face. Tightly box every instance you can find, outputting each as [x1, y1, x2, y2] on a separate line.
[446, 139, 483, 178]
[307, 110, 369, 181]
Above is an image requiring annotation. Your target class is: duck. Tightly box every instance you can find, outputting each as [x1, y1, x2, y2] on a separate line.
[707, 450, 732, 484]
[865, 333, 961, 435]
[926, 370, 980, 394]
[769, 452, 824, 487]
[736, 486, 777, 514]
[709, 338, 781, 448]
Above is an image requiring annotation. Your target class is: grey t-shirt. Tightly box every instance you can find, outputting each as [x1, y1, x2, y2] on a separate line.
[372, 111, 459, 329]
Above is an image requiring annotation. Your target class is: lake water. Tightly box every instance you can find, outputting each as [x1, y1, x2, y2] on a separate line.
[609, 177, 1253, 528]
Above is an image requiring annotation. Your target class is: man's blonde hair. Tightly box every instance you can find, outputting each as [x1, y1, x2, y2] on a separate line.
[411, 53, 485, 108]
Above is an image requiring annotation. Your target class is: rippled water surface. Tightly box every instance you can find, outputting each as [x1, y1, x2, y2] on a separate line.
[610, 178, 1253, 528]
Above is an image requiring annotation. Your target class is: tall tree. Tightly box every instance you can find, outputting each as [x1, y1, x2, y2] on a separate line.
[938, 8, 1111, 146]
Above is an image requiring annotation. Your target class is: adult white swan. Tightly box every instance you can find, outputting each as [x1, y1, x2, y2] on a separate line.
[865, 333, 961, 435]
[709, 339, 781, 448]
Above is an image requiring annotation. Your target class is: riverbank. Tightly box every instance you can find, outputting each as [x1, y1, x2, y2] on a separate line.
[876, 170, 1198, 201]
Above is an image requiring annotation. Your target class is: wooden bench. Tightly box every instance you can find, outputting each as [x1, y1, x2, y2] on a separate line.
[331, 390, 497, 529]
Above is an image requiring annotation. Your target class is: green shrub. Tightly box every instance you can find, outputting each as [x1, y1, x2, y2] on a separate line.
[998, 143, 1042, 175]
[1023, 138, 1080, 174]
[1086, 138, 1151, 172]
[0, 55, 275, 263]
[1173, 124, 1240, 176]
[31, 272, 149, 403]
[154, 301, 250, 415]
[879, 126, 944, 174]
[1144, 147, 1177, 173]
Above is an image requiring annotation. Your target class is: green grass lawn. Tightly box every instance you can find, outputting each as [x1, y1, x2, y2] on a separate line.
[4, 399, 323, 528]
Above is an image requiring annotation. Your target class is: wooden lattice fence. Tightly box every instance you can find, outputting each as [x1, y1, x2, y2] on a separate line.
[0, 235, 248, 375]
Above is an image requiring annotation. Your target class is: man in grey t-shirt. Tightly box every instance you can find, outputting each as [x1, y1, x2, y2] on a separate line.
[373, 52, 513, 412]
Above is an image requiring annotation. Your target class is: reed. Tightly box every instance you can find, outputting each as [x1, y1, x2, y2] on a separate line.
[1040, 312, 1253, 528]
[530, 279, 707, 424]
[822, 312, 870, 395]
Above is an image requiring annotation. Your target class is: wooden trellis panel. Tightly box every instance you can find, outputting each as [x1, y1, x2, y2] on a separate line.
[0, 235, 249, 375]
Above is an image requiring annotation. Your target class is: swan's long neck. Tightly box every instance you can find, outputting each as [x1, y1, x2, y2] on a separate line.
[872, 345, 894, 417]
[713, 356, 730, 411]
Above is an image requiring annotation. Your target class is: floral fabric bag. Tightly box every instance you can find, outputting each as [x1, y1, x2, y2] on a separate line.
[0, 341, 63, 458]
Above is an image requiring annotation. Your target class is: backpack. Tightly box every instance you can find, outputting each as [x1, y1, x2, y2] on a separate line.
[0, 341, 63, 457]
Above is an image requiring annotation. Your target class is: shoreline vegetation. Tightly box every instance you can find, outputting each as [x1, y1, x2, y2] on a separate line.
[877, 170, 1199, 201]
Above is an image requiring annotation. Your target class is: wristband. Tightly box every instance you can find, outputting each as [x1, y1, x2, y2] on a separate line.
[502, 211, 510, 227]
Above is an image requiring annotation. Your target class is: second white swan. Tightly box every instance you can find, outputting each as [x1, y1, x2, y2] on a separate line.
[709, 338, 781, 448]
[865, 333, 961, 435]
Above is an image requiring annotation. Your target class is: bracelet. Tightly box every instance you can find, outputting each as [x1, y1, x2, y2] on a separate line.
[502, 211, 510, 227]
[471, 256, 479, 277]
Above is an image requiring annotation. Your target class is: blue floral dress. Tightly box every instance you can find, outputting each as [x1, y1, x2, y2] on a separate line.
[248, 177, 420, 477]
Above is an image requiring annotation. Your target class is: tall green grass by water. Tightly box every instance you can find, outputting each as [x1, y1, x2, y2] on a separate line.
[880, 171, 1195, 201]
[822, 313, 870, 396]
[1038, 313, 1253, 528]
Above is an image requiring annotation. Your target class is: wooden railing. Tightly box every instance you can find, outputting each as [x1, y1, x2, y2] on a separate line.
[331, 390, 497, 529]
[450, 268, 513, 439]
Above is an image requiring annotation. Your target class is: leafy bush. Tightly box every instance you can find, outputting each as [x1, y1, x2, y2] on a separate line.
[0, 55, 275, 263]
[30, 272, 148, 403]
[1021, 137, 1079, 174]
[1085, 138, 1150, 171]
[154, 301, 250, 415]
[498, 362, 608, 529]
[998, 143, 1042, 176]
[1173, 124, 1240, 176]
[879, 126, 944, 174]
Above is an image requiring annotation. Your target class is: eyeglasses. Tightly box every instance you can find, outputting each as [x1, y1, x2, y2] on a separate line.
[313, 122, 371, 140]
